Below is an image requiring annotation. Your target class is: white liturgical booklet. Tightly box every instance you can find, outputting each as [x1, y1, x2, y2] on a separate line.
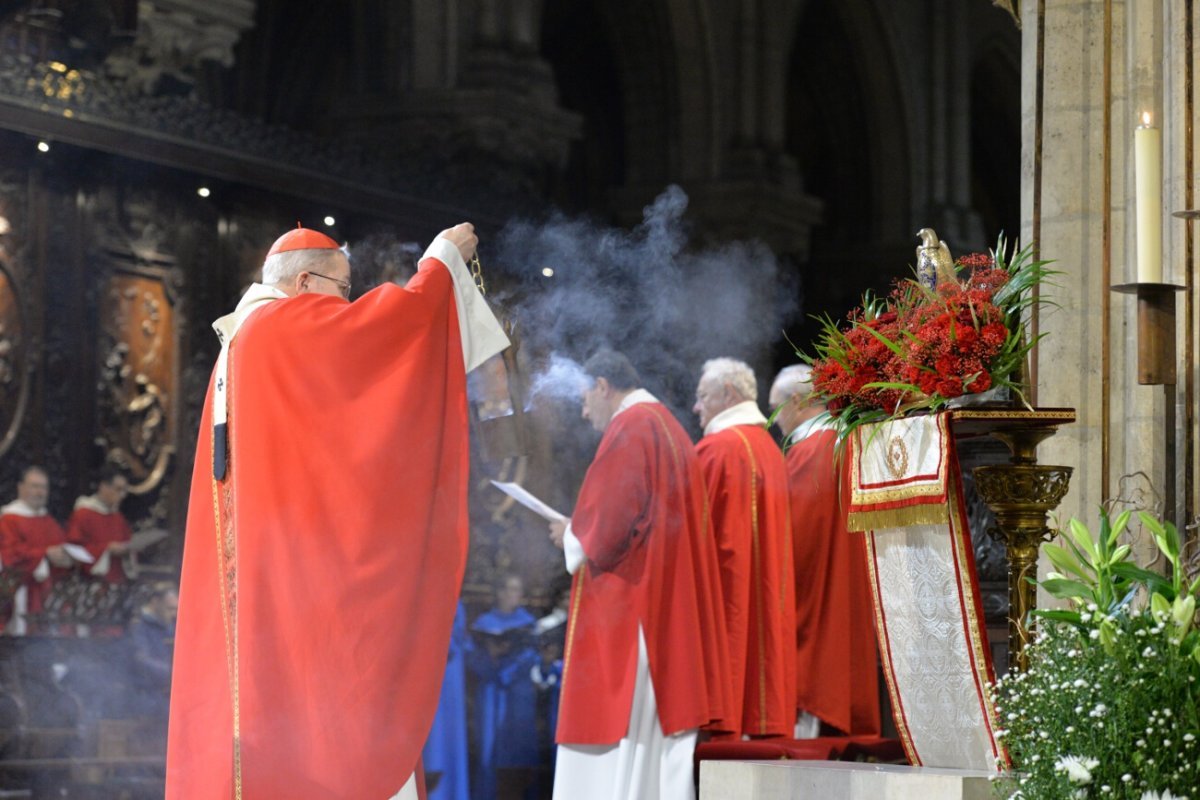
[490, 481, 568, 523]
[62, 543, 95, 564]
[129, 529, 169, 552]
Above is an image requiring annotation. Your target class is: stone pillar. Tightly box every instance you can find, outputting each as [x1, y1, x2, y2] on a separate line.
[666, 0, 822, 259]
[922, 0, 985, 250]
[336, 0, 580, 211]
[1022, 0, 1193, 528]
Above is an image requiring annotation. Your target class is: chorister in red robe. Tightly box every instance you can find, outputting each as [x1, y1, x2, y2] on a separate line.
[557, 399, 730, 745]
[166, 233, 507, 799]
[67, 497, 133, 583]
[696, 409, 798, 738]
[787, 424, 881, 736]
[0, 501, 69, 628]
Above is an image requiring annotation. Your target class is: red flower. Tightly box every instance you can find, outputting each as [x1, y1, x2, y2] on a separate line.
[957, 252, 995, 269]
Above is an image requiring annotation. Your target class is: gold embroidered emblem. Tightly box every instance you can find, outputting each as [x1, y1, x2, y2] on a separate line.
[885, 436, 909, 479]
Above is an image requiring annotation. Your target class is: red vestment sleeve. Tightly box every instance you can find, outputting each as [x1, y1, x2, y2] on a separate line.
[570, 422, 653, 572]
[168, 262, 472, 799]
[67, 509, 132, 568]
[0, 515, 65, 572]
[789, 429, 881, 736]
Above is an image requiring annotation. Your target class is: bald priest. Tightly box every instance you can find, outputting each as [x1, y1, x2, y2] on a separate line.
[166, 223, 509, 799]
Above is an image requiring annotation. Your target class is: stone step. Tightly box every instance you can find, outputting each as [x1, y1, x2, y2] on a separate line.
[699, 759, 996, 799]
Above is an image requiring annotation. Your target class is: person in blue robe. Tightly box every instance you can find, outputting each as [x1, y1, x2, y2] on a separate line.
[424, 601, 472, 800]
[468, 575, 539, 800]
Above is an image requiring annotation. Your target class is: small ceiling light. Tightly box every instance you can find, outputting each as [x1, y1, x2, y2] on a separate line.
[541, 267, 555, 278]
[36, 141, 50, 153]
[323, 215, 336, 227]
[197, 187, 211, 198]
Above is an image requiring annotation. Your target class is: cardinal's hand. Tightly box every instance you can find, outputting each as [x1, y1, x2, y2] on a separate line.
[439, 222, 478, 262]
[548, 519, 568, 549]
[45, 545, 73, 568]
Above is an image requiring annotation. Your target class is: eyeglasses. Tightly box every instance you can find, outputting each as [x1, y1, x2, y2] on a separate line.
[307, 270, 351, 298]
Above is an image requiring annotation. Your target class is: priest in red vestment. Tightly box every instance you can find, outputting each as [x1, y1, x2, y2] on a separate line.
[769, 365, 881, 737]
[547, 349, 729, 800]
[166, 223, 509, 800]
[693, 358, 797, 738]
[0, 465, 72, 634]
[67, 467, 133, 584]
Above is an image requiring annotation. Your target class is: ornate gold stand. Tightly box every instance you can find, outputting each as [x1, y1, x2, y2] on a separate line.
[950, 409, 1076, 673]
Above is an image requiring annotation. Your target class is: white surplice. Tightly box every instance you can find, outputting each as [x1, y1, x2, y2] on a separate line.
[552, 628, 697, 800]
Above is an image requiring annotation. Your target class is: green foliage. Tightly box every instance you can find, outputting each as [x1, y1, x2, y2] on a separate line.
[802, 234, 1058, 448]
[992, 511, 1200, 799]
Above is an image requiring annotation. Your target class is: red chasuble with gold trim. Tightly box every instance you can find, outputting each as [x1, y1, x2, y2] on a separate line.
[787, 428, 881, 736]
[67, 507, 132, 583]
[696, 424, 797, 737]
[557, 403, 730, 745]
[167, 262, 471, 799]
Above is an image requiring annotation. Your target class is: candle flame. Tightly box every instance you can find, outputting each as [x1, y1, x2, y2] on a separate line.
[1141, 111, 1152, 126]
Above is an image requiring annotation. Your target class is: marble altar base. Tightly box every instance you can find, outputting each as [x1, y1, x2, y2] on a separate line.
[699, 760, 996, 799]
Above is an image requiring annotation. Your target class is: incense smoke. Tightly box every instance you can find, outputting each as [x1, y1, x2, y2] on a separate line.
[495, 185, 799, 421]
[526, 353, 591, 405]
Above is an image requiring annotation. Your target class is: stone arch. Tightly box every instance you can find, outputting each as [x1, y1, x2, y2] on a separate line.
[540, 0, 717, 212]
[206, 0, 385, 130]
[784, 0, 911, 244]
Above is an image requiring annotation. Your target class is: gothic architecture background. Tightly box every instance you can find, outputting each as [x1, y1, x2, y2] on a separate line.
[0, 0, 1034, 793]
[0, 0, 1020, 551]
[0, 4, 1023, 786]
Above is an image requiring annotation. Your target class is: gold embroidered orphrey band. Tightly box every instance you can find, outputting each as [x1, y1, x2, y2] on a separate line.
[211, 345, 243, 799]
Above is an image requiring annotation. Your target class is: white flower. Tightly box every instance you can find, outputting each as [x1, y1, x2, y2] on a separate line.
[1140, 792, 1186, 800]
[1074, 678, 1088, 688]
[1090, 628, 1101, 639]
[1184, 733, 1196, 742]
[1067, 726, 1076, 733]
[1055, 755, 1099, 785]
[1123, 774, 1133, 783]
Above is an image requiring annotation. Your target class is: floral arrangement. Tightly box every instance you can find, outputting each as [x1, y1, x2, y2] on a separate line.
[990, 510, 1200, 799]
[806, 235, 1054, 441]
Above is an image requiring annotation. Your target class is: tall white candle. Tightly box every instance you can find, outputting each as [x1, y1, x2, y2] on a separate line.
[1135, 111, 1162, 283]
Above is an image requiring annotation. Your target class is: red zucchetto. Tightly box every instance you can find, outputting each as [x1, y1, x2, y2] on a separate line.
[266, 224, 340, 257]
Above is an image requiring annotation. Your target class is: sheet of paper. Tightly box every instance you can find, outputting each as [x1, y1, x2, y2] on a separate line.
[490, 481, 568, 522]
[129, 528, 169, 552]
[62, 543, 96, 564]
